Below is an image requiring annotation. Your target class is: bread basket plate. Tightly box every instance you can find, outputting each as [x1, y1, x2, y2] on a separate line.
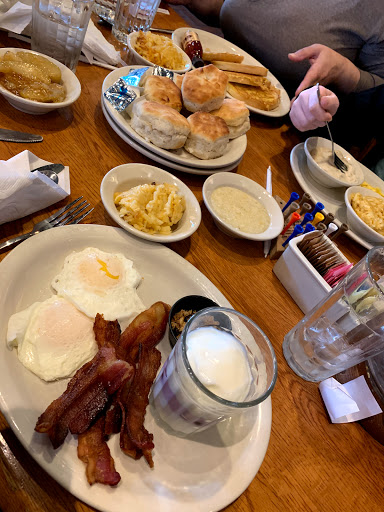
[0, 224, 272, 512]
[172, 28, 290, 118]
[102, 66, 247, 170]
[102, 99, 244, 175]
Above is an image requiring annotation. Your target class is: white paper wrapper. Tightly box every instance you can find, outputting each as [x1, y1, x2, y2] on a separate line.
[319, 376, 382, 423]
[0, 150, 70, 225]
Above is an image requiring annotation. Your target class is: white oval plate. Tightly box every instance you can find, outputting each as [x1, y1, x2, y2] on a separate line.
[0, 48, 81, 115]
[290, 143, 384, 250]
[101, 99, 243, 175]
[0, 224, 272, 512]
[102, 66, 247, 169]
[172, 28, 291, 118]
[127, 31, 192, 73]
[100, 163, 201, 242]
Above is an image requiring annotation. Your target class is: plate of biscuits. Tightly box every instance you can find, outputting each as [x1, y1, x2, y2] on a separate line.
[172, 28, 291, 118]
[102, 65, 248, 171]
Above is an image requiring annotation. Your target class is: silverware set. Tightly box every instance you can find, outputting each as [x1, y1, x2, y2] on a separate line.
[0, 197, 93, 251]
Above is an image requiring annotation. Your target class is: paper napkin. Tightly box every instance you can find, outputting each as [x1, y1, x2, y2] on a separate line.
[0, 150, 70, 225]
[319, 376, 382, 423]
[0, 1, 31, 33]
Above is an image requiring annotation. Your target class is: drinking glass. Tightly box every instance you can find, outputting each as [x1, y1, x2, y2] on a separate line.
[93, 0, 116, 25]
[112, 0, 161, 45]
[150, 307, 277, 436]
[31, 0, 95, 72]
[283, 246, 384, 382]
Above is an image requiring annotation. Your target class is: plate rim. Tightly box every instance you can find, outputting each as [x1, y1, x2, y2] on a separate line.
[101, 98, 243, 175]
[0, 224, 272, 512]
[290, 142, 378, 250]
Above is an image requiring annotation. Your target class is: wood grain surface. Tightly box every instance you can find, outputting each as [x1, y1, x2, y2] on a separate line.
[0, 6, 383, 512]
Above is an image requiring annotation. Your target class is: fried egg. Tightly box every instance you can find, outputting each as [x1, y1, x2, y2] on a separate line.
[7, 296, 98, 381]
[51, 247, 145, 322]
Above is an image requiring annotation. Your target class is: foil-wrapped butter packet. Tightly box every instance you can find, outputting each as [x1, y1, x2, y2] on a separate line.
[153, 65, 174, 80]
[104, 67, 150, 112]
[104, 78, 138, 112]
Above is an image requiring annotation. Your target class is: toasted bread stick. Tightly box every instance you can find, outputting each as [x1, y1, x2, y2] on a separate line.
[202, 51, 244, 63]
[212, 61, 268, 77]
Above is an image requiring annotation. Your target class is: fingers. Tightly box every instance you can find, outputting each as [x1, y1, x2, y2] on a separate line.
[288, 44, 322, 63]
[320, 95, 339, 116]
[294, 67, 321, 97]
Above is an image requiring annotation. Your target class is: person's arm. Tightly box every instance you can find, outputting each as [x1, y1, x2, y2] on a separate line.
[164, 0, 223, 19]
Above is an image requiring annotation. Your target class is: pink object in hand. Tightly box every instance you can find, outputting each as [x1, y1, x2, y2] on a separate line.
[289, 85, 339, 132]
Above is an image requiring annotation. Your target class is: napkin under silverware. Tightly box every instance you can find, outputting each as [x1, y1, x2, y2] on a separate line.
[0, 150, 70, 225]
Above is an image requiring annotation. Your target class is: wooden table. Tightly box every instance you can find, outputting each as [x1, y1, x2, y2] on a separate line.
[0, 7, 383, 512]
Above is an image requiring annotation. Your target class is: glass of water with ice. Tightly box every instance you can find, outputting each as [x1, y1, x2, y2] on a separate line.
[31, 0, 95, 72]
[283, 246, 384, 382]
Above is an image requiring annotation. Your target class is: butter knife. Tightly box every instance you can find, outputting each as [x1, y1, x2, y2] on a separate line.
[0, 128, 43, 143]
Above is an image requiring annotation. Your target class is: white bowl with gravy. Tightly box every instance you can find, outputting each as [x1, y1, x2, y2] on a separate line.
[304, 137, 364, 188]
[345, 186, 384, 243]
[127, 31, 192, 73]
[202, 172, 284, 241]
[0, 48, 81, 115]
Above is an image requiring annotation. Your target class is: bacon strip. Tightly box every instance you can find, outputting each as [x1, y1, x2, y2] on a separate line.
[117, 301, 170, 363]
[78, 416, 121, 486]
[93, 314, 121, 349]
[35, 347, 134, 449]
[120, 346, 162, 467]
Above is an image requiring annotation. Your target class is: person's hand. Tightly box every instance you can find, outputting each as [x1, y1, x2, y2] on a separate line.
[289, 85, 339, 132]
[288, 44, 360, 97]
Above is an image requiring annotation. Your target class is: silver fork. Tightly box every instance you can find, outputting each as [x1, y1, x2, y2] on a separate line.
[316, 83, 348, 173]
[0, 197, 93, 251]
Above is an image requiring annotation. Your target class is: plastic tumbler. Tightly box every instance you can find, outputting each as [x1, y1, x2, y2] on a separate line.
[31, 0, 95, 72]
[283, 246, 384, 382]
[112, 0, 161, 45]
[150, 307, 277, 436]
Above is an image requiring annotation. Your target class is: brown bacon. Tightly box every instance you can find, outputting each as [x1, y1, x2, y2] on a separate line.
[35, 346, 134, 449]
[117, 301, 170, 364]
[93, 314, 121, 349]
[119, 346, 161, 468]
[78, 416, 121, 487]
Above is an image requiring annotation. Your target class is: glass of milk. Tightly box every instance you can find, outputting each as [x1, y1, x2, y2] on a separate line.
[31, 0, 95, 72]
[150, 307, 278, 436]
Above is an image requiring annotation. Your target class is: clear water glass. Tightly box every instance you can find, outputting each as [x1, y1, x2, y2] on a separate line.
[112, 0, 161, 45]
[31, 0, 95, 72]
[93, 0, 116, 25]
[150, 307, 277, 436]
[283, 246, 384, 382]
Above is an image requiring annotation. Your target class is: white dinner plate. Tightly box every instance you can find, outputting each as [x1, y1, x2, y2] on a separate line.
[290, 143, 384, 250]
[102, 66, 247, 170]
[102, 99, 244, 175]
[172, 28, 291, 118]
[0, 225, 272, 512]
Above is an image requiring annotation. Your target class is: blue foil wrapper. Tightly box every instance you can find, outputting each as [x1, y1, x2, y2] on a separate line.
[121, 66, 150, 86]
[104, 78, 138, 112]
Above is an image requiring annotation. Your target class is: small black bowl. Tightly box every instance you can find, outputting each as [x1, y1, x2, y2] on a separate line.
[168, 295, 219, 348]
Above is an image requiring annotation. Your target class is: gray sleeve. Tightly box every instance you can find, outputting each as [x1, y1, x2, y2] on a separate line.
[355, 70, 384, 93]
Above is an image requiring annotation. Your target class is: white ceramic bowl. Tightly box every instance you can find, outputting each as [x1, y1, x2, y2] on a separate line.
[304, 136, 364, 188]
[127, 31, 192, 73]
[202, 172, 284, 241]
[345, 186, 384, 243]
[100, 163, 201, 243]
[0, 48, 81, 115]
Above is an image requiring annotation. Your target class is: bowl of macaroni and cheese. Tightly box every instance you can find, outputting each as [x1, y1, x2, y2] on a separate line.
[304, 137, 364, 188]
[202, 172, 284, 240]
[100, 163, 201, 243]
[127, 31, 192, 73]
[345, 186, 384, 243]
